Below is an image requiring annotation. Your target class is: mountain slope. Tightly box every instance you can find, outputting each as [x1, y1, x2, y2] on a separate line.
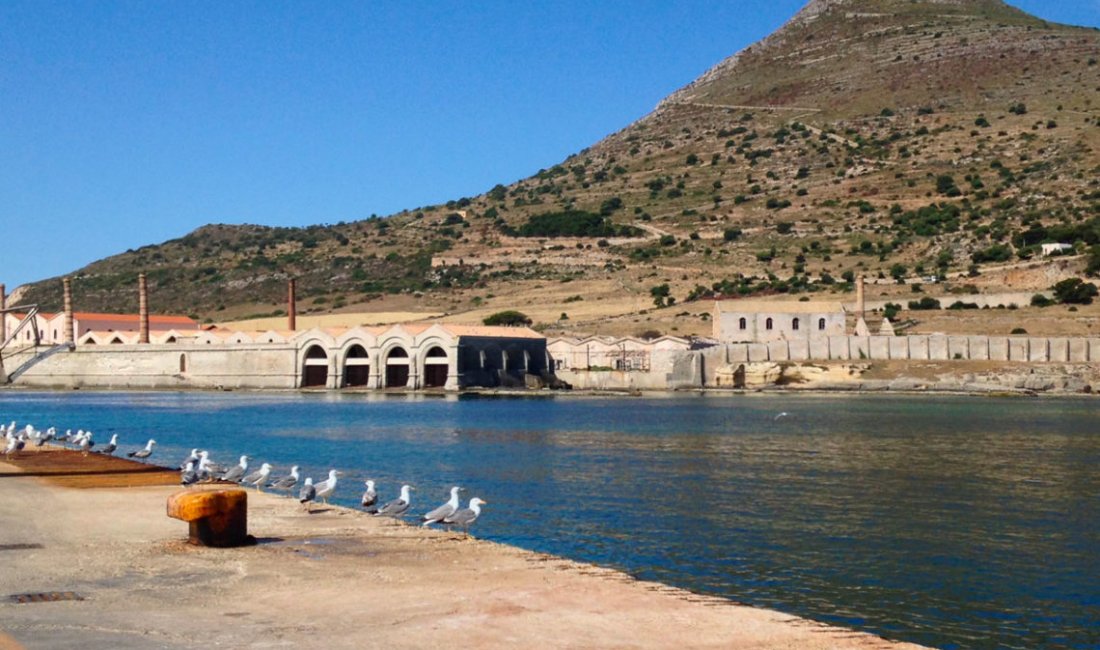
[16, 0, 1100, 331]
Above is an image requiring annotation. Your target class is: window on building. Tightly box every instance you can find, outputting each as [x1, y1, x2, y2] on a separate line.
[555, 359, 563, 370]
[179, 354, 187, 373]
[818, 318, 826, 330]
[765, 317, 773, 330]
[792, 318, 800, 331]
[739, 317, 747, 330]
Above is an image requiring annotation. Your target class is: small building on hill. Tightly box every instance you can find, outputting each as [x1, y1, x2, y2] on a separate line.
[712, 299, 847, 343]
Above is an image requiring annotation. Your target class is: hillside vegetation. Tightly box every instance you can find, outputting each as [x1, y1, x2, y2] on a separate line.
[17, 0, 1100, 338]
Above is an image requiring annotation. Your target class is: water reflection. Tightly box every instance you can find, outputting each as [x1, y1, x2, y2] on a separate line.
[1, 391, 1098, 649]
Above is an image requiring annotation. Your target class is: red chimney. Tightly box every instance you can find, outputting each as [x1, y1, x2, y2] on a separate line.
[63, 278, 74, 345]
[288, 278, 297, 331]
[138, 272, 149, 344]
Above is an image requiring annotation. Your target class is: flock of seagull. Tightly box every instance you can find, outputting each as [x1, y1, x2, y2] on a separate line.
[2, 421, 488, 536]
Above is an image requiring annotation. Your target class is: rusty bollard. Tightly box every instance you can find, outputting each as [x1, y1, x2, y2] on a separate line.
[167, 489, 253, 547]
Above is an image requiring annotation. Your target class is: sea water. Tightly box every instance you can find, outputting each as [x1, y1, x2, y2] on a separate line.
[1, 390, 1097, 650]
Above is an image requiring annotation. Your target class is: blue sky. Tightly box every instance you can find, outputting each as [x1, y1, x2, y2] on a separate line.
[1, 1, 1097, 291]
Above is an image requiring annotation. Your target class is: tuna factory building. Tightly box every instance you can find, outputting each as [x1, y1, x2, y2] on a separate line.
[0, 278, 550, 391]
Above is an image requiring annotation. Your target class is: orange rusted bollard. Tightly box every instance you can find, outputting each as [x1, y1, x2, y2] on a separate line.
[167, 489, 253, 547]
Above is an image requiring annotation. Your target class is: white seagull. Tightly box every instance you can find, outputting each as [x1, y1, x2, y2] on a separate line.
[268, 465, 300, 491]
[373, 485, 414, 519]
[241, 463, 273, 489]
[127, 439, 156, 460]
[443, 498, 488, 538]
[100, 434, 119, 456]
[313, 470, 342, 504]
[220, 455, 250, 483]
[421, 486, 463, 527]
[299, 478, 317, 512]
[360, 480, 378, 511]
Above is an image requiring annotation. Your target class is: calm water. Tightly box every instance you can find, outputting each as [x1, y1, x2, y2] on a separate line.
[2, 390, 1098, 649]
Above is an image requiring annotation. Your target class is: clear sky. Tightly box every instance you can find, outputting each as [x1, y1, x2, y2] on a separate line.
[1, 1, 1097, 291]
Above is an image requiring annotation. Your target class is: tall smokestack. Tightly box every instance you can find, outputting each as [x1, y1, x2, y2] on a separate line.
[287, 278, 297, 331]
[856, 275, 866, 320]
[0, 283, 6, 343]
[138, 272, 149, 344]
[63, 277, 74, 346]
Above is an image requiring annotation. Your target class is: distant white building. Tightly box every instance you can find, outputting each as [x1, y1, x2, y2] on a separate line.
[1041, 243, 1074, 256]
[712, 299, 848, 343]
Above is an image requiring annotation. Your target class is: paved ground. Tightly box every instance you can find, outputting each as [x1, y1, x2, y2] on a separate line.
[0, 450, 926, 649]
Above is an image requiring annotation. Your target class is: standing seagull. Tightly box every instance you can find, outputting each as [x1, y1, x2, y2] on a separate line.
[443, 498, 488, 538]
[360, 480, 378, 511]
[180, 461, 199, 486]
[298, 477, 316, 512]
[179, 449, 199, 470]
[100, 434, 119, 456]
[421, 486, 462, 527]
[268, 465, 300, 492]
[373, 485, 414, 519]
[241, 463, 273, 489]
[127, 439, 156, 460]
[220, 455, 250, 483]
[79, 432, 95, 456]
[313, 470, 342, 504]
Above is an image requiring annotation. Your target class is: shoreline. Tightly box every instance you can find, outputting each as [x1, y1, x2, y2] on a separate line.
[0, 450, 927, 649]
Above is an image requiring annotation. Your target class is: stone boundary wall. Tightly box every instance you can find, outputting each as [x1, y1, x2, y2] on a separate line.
[6, 344, 299, 389]
[702, 335, 1100, 368]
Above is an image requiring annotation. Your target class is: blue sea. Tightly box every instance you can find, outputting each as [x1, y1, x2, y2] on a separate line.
[1, 390, 1098, 650]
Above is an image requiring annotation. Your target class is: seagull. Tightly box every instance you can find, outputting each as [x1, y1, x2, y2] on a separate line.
[421, 486, 463, 527]
[180, 461, 199, 486]
[299, 477, 316, 512]
[373, 485, 414, 519]
[241, 463, 273, 489]
[443, 498, 488, 538]
[79, 431, 94, 456]
[100, 434, 119, 456]
[268, 465, 300, 491]
[360, 480, 378, 511]
[197, 451, 225, 477]
[55, 429, 72, 444]
[35, 428, 55, 447]
[220, 455, 250, 483]
[179, 448, 199, 470]
[313, 470, 342, 504]
[128, 439, 156, 460]
[774, 412, 790, 420]
[4, 435, 23, 459]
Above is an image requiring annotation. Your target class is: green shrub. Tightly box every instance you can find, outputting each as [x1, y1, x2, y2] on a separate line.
[483, 310, 532, 326]
[907, 297, 941, 310]
[1052, 278, 1099, 305]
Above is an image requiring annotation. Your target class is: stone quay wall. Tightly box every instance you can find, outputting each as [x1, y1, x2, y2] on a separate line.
[697, 335, 1100, 384]
[5, 344, 299, 390]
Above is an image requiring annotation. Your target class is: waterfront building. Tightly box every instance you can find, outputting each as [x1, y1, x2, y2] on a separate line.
[712, 299, 848, 343]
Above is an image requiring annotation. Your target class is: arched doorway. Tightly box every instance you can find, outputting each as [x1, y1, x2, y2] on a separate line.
[343, 344, 370, 387]
[302, 345, 329, 388]
[384, 347, 410, 388]
[423, 346, 448, 388]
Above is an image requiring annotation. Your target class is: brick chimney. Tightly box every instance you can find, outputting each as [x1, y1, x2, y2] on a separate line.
[287, 278, 297, 331]
[63, 278, 74, 346]
[138, 272, 149, 344]
[856, 274, 865, 320]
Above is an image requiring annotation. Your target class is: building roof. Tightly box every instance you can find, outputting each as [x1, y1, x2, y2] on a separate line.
[71, 312, 199, 326]
[439, 324, 544, 339]
[714, 299, 845, 314]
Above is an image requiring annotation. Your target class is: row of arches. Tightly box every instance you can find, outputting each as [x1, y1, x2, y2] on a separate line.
[300, 343, 451, 389]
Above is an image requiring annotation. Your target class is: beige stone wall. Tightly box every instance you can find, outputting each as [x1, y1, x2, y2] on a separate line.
[7, 345, 299, 389]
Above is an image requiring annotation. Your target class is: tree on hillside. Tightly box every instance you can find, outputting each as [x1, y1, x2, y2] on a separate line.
[1052, 278, 1099, 305]
[483, 310, 532, 326]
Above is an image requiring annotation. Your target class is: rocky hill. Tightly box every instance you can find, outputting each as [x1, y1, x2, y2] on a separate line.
[16, 0, 1100, 333]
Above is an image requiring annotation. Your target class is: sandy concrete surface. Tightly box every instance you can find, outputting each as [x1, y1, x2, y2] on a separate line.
[0, 454, 926, 650]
